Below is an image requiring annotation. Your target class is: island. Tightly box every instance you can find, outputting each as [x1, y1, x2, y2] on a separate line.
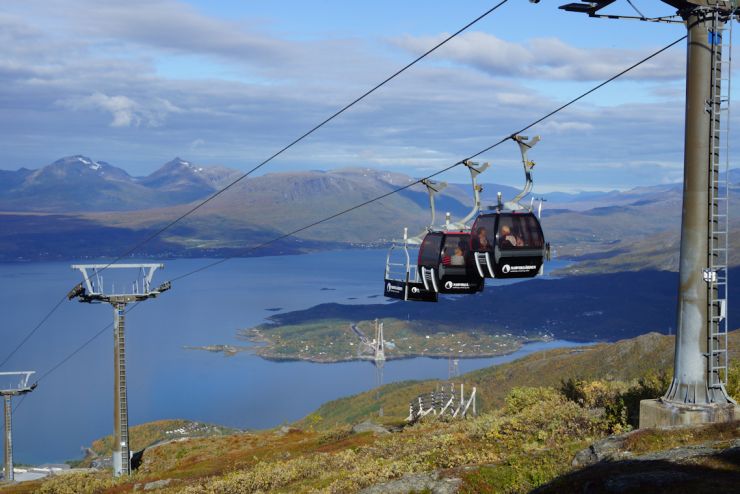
[238, 318, 549, 363]
[183, 344, 251, 357]
[185, 268, 702, 363]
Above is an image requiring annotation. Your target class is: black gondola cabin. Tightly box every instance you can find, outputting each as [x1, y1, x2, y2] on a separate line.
[470, 211, 545, 278]
[417, 232, 484, 294]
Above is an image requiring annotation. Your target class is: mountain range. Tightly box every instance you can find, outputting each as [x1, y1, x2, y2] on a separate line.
[2, 154, 696, 215]
[0, 155, 242, 211]
[0, 155, 737, 266]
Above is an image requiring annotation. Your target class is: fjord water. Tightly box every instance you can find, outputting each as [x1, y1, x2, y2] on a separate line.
[1, 250, 578, 464]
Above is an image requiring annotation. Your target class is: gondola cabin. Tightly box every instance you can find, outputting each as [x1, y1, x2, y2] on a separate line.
[417, 231, 484, 294]
[384, 242, 438, 302]
[470, 211, 546, 278]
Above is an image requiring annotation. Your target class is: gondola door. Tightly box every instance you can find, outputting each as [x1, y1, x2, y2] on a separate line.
[471, 212, 545, 279]
[418, 232, 484, 294]
[418, 233, 444, 293]
[493, 213, 545, 278]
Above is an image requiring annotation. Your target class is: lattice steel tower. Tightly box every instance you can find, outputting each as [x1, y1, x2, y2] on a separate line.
[0, 372, 36, 483]
[373, 319, 386, 416]
[68, 264, 171, 476]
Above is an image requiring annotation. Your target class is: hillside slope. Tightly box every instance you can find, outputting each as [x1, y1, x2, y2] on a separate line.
[303, 330, 740, 430]
[8, 331, 739, 494]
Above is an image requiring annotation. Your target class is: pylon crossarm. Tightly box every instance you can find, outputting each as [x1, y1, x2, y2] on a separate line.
[683, 0, 738, 11]
[0, 372, 36, 396]
[559, 1, 735, 20]
[69, 264, 169, 303]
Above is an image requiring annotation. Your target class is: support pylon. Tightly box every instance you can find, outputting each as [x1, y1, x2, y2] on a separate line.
[69, 264, 170, 476]
[0, 371, 35, 483]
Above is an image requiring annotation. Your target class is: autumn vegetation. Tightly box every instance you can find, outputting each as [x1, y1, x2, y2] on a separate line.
[3, 331, 737, 493]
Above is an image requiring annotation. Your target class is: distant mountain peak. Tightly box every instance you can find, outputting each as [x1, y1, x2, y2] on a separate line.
[53, 155, 105, 172]
[77, 156, 101, 171]
[167, 157, 204, 173]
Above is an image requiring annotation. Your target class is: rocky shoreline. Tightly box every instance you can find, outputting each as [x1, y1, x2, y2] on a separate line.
[182, 344, 250, 357]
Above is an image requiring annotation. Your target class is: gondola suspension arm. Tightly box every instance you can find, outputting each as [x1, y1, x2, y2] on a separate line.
[448, 160, 490, 230]
[407, 179, 448, 244]
[506, 135, 540, 210]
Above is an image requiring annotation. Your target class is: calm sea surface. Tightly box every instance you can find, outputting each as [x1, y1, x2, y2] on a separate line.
[0, 250, 581, 463]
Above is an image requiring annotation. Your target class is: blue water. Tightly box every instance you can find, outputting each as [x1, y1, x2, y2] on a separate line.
[0, 251, 579, 463]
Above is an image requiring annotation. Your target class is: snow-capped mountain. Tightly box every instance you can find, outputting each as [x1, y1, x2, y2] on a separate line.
[24, 155, 134, 184]
[0, 156, 241, 212]
[137, 157, 216, 203]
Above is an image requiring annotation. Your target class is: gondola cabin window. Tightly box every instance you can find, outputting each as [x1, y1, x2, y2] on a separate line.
[441, 234, 468, 267]
[498, 213, 544, 249]
[471, 216, 496, 252]
[419, 233, 443, 267]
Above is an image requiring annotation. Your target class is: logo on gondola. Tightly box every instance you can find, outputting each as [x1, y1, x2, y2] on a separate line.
[386, 282, 402, 293]
[411, 287, 420, 294]
[503, 264, 538, 273]
[444, 281, 472, 290]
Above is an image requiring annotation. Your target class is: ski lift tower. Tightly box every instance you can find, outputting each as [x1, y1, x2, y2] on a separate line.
[68, 264, 171, 476]
[1, 371, 36, 483]
[558, 0, 740, 426]
[373, 319, 386, 417]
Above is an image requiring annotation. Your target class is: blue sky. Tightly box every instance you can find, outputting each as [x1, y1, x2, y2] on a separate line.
[0, 0, 721, 191]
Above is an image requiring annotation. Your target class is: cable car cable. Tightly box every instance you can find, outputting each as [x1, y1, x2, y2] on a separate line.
[8, 33, 686, 398]
[465, 33, 687, 162]
[0, 294, 67, 369]
[12, 302, 141, 413]
[166, 33, 687, 285]
[78, 0, 512, 274]
[0, 1, 511, 368]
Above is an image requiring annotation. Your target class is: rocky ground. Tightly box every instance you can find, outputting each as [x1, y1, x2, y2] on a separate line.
[536, 422, 740, 493]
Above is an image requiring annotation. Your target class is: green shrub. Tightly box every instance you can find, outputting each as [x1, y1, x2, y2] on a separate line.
[560, 371, 671, 431]
[36, 472, 119, 494]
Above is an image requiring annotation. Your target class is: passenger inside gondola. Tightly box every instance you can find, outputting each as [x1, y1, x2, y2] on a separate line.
[472, 227, 493, 252]
[499, 224, 522, 248]
[440, 236, 468, 271]
[451, 244, 465, 266]
[441, 246, 453, 266]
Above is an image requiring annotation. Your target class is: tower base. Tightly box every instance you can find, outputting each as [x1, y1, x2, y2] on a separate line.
[639, 398, 739, 429]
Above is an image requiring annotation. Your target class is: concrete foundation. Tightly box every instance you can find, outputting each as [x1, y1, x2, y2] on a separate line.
[639, 398, 740, 429]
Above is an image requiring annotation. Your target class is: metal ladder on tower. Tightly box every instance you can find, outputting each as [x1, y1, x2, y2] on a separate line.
[117, 306, 130, 475]
[706, 10, 732, 399]
[3, 395, 11, 481]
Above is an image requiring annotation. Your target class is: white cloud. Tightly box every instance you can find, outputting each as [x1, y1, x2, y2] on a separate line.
[392, 32, 684, 81]
[75, 93, 139, 127]
[57, 92, 182, 127]
[538, 120, 594, 134]
[190, 138, 206, 150]
[0, 1, 693, 189]
[7, 0, 289, 66]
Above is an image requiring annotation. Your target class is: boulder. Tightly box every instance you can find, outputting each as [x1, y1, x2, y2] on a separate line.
[352, 421, 390, 435]
[360, 472, 461, 494]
